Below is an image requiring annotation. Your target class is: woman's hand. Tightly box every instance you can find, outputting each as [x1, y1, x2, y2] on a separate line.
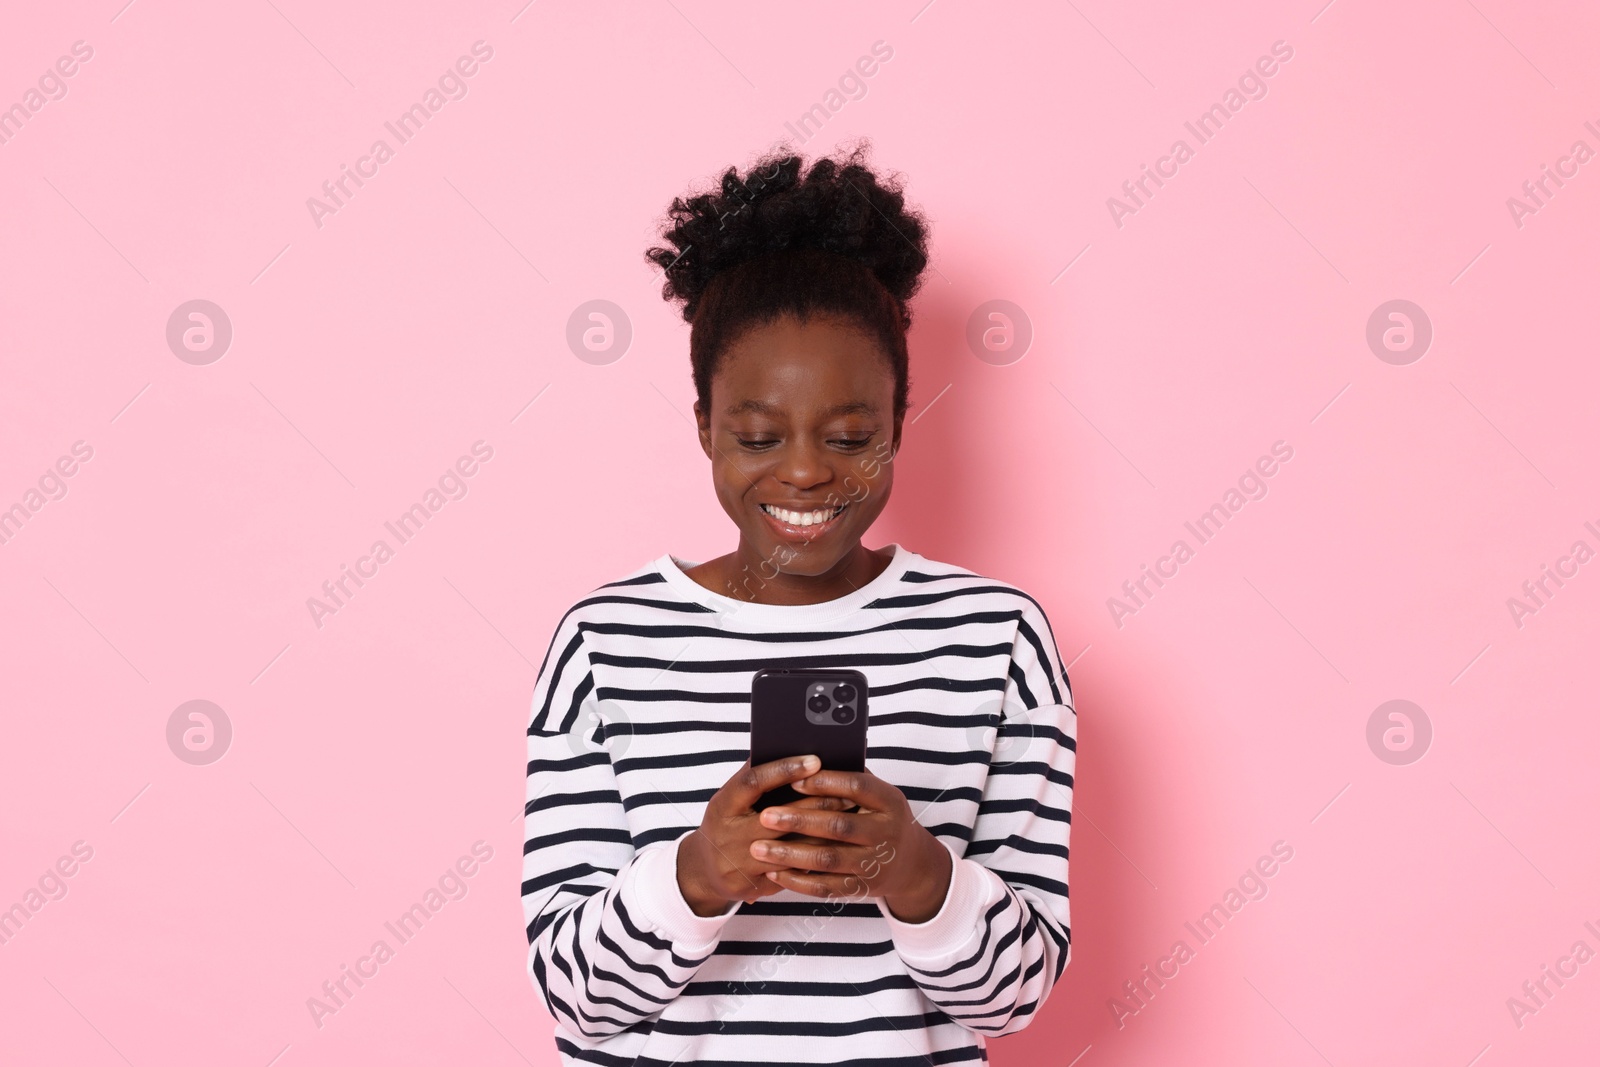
[752, 768, 954, 923]
[676, 755, 856, 917]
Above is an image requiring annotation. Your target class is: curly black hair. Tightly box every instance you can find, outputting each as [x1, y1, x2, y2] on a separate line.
[644, 138, 931, 423]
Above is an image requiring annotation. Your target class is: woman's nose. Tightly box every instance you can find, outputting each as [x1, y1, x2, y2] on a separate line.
[773, 442, 831, 487]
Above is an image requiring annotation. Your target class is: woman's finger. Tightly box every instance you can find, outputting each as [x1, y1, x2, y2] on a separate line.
[767, 868, 875, 901]
[751, 836, 855, 873]
[759, 807, 872, 846]
[721, 755, 823, 814]
[790, 795, 854, 812]
[792, 768, 896, 812]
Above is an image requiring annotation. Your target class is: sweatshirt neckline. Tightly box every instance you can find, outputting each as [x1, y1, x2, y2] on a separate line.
[654, 543, 914, 625]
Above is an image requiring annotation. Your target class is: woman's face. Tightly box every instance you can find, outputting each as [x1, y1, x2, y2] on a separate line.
[694, 313, 902, 579]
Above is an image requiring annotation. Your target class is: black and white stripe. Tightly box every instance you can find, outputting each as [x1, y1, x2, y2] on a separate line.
[522, 543, 1076, 1065]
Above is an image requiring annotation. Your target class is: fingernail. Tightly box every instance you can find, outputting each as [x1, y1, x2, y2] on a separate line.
[801, 755, 821, 772]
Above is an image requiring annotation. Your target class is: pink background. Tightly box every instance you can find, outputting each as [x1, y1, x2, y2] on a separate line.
[3, 1, 1598, 1063]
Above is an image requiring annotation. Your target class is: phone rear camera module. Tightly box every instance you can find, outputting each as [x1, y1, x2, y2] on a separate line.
[808, 693, 831, 714]
[832, 705, 856, 724]
[833, 684, 856, 702]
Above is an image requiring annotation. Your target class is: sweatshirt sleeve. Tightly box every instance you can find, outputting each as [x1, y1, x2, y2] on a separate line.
[875, 595, 1076, 1036]
[522, 607, 738, 1039]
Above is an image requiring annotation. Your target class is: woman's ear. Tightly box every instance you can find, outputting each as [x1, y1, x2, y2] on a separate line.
[694, 400, 715, 460]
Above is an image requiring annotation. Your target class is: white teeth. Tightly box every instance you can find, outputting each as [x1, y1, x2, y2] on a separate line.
[763, 504, 843, 526]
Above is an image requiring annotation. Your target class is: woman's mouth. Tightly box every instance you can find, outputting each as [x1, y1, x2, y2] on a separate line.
[759, 502, 848, 541]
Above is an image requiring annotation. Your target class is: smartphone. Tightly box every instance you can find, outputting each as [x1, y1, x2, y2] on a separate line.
[748, 667, 869, 811]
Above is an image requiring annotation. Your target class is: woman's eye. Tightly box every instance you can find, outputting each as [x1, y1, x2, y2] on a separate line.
[733, 436, 872, 450]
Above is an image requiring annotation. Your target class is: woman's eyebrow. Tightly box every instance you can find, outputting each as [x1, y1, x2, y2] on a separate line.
[724, 399, 879, 417]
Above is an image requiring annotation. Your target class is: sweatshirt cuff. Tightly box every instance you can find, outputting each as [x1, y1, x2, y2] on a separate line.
[877, 839, 993, 963]
[621, 832, 737, 952]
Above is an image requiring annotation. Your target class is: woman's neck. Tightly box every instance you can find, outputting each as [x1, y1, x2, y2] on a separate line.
[684, 541, 893, 605]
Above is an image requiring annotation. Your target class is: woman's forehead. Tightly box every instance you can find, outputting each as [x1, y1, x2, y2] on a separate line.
[721, 397, 881, 419]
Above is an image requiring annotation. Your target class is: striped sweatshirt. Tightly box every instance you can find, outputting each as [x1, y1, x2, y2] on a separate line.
[522, 542, 1076, 1065]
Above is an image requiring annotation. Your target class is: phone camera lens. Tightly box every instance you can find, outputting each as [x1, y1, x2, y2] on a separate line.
[833, 684, 856, 703]
[808, 693, 831, 713]
[832, 705, 855, 724]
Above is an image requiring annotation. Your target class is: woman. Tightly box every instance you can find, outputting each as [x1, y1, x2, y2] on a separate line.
[522, 141, 1076, 1065]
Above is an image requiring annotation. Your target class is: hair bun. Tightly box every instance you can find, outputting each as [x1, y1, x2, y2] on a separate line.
[646, 139, 930, 326]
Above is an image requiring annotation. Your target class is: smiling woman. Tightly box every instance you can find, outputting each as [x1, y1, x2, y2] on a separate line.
[520, 140, 1078, 1067]
[648, 139, 926, 603]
